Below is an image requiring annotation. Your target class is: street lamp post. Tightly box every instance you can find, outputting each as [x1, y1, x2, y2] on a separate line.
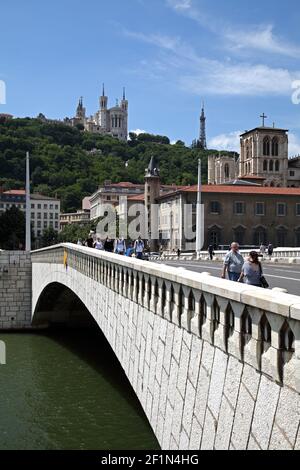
[196, 158, 202, 259]
[25, 152, 31, 252]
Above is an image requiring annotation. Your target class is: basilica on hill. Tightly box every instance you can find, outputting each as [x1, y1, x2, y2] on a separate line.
[65, 84, 128, 142]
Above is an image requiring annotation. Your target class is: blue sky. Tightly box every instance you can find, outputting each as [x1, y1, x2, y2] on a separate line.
[1, 0, 300, 154]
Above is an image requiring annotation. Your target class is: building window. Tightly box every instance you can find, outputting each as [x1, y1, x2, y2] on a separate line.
[50, 213, 53, 220]
[277, 203, 286, 216]
[208, 227, 221, 247]
[55, 204, 59, 210]
[263, 160, 268, 171]
[277, 227, 287, 247]
[37, 221, 41, 228]
[296, 204, 300, 216]
[44, 213, 48, 219]
[290, 171, 295, 177]
[55, 213, 58, 219]
[233, 227, 245, 245]
[31, 213, 34, 219]
[37, 212, 41, 219]
[269, 160, 274, 171]
[224, 164, 229, 179]
[255, 202, 265, 216]
[44, 204, 47, 209]
[263, 137, 270, 156]
[234, 202, 245, 215]
[275, 161, 280, 172]
[253, 227, 267, 245]
[50, 204, 53, 209]
[55, 222, 58, 229]
[210, 201, 221, 214]
[38, 204, 41, 209]
[295, 229, 300, 246]
[31, 204, 35, 209]
[44, 221, 47, 228]
[272, 137, 279, 156]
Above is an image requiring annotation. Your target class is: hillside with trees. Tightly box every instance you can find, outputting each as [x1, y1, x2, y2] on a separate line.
[0, 117, 238, 212]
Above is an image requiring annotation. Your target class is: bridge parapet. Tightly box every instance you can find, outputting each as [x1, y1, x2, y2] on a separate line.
[32, 243, 300, 395]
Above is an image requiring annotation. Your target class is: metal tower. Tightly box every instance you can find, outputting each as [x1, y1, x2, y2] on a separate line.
[199, 102, 207, 149]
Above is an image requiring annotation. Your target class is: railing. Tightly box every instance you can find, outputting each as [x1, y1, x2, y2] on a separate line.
[160, 248, 300, 262]
[31, 243, 300, 394]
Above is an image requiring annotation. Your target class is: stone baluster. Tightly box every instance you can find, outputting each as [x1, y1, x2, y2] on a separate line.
[227, 301, 245, 361]
[132, 271, 138, 304]
[181, 285, 192, 332]
[213, 296, 230, 353]
[149, 276, 158, 314]
[243, 306, 264, 371]
[201, 293, 215, 344]
[172, 283, 182, 327]
[156, 278, 165, 318]
[163, 281, 172, 322]
[190, 289, 203, 337]
[282, 318, 300, 392]
[123, 268, 128, 299]
[143, 274, 150, 310]
[138, 274, 144, 306]
[118, 266, 123, 295]
[262, 312, 286, 382]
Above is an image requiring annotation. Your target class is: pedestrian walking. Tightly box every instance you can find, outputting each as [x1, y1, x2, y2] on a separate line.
[238, 251, 269, 288]
[208, 244, 214, 261]
[114, 238, 126, 255]
[86, 232, 94, 248]
[94, 238, 103, 250]
[221, 242, 244, 282]
[134, 236, 144, 260]
[104, 237, 114, 253]
[260, 243, 266, 257]
[267, 242, 274, 260]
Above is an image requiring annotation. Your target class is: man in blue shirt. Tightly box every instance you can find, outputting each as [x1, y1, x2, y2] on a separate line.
[221, 242, 244, 282]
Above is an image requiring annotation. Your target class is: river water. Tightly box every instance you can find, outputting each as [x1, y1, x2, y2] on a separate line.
[0, 329, 159, 450]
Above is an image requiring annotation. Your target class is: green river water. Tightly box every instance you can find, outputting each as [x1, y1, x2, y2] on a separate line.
[0, 329, 159, 450]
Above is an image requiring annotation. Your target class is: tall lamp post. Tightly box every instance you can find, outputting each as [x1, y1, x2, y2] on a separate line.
[25, 152, 31, 251]
[196, 158, 202, 260]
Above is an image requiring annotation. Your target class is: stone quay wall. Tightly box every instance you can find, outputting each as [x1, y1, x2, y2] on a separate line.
[0, 251, 32, 329]
[31, 244, 300, 450]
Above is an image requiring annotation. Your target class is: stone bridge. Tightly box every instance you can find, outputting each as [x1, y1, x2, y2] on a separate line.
[31, 244, 300, 450]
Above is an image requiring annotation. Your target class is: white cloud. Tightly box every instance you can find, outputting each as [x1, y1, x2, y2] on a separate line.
[225, 25, 300, 58]
[167, 0, 300, 58]
[208, 131, 241, 152]
[125, 29, 300, 96]
[130, 128, 146, 135]
[288, 133, 300, 157]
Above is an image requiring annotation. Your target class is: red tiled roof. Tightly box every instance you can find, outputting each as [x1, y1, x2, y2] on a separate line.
[182, 185, 300, 195]
[3, 190, 25, 195]
[127, 194, 145, 201]
[110, 182, 144, 188]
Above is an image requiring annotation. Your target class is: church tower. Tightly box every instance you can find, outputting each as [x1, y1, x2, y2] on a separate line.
[120, 87, 128, 138]
[239, 116, 288, 187]
[99, 84, 108, 130]
[76, 97, 86, 122]
[199, 103, 207, 149]
[145, 155, 160, 251]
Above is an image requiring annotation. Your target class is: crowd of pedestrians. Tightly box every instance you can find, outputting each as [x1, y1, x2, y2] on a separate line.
[76, 232, 146, 259]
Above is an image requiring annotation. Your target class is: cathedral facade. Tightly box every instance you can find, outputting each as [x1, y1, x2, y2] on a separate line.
[208, 124, 300, 188]
[66, 85, 128, 142]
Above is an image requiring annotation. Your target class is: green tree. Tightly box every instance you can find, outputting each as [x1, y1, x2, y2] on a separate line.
[0, 206, 25, 250]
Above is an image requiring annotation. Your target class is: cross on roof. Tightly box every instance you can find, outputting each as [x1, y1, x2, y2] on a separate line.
[260, 113, 267, 127]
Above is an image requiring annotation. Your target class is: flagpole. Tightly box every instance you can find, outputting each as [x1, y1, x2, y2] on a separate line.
[25, 152, 31, 251]
[196, 158, 202, 259]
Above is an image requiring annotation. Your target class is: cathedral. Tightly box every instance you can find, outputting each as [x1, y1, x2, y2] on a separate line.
[66, 85, 128, 142]
[208, 117, 300, 188]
